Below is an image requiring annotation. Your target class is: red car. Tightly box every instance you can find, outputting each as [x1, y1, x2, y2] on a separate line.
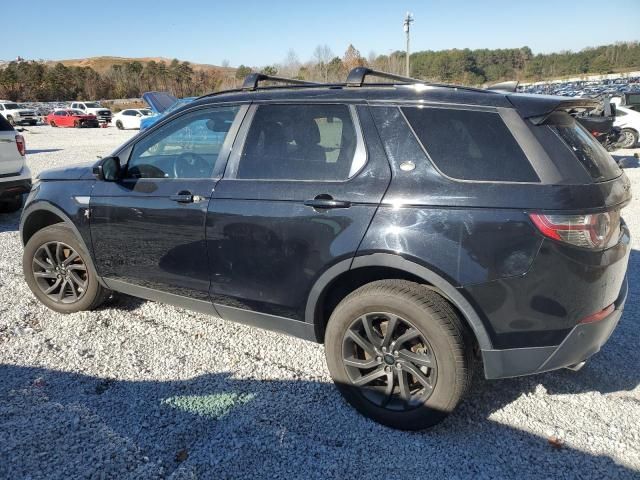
[45, 109, 99, 128]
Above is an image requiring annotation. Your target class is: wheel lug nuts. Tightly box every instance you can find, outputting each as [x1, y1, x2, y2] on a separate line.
[376, 356, 382, 363]
[384, 366, 391, 373]
[396, 362, 402, 369]
[394, 350, 399, 356]
[381, 347, 386, 352]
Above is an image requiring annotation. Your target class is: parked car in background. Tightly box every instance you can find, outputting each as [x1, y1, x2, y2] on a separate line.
[45, 109, 99, 128]
[0, 114, 30, 212]
[141, 91, 196, 130]
[112, 109, 153, 130]
[69, 101, 112, 125]
[613, 106, 640, 148]
[0, 101, 38, 126]
[20, 69, 631, 430]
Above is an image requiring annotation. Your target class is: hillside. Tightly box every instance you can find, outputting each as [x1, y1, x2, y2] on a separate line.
[46, 56, 235, 75]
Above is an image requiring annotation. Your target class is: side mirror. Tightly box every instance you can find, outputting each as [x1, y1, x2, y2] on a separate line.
[93, 156, 121, 181]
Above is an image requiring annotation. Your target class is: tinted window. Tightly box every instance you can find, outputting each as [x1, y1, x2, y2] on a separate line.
[55, 111, 67, 116]
[402, 107, 539, 182]
[236, 104, 360, 181]
[546, 111, 621, 182]
[127, 106, 239, 179]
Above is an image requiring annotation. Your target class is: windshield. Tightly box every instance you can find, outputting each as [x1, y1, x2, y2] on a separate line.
[69, 110, 85, 115]
[140, 109, 152, 116]
[3, 103, 20, 110]
[84, 102, 101, 108]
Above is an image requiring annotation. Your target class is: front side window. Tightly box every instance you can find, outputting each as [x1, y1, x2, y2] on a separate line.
[236, 104, 362, 181]
[402, 106, 539, 182]
[126, 106, 240, 179]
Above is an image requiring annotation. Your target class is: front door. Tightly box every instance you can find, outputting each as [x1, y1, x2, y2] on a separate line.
[90, 105, 244, 301]
[207, 103, 391, 322]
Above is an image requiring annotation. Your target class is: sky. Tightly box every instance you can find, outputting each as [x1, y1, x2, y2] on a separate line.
[3, 0, 639, 67]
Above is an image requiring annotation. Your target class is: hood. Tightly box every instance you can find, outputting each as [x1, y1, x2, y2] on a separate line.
[37, 161, 96, 181]
[143, 91, 178, 113]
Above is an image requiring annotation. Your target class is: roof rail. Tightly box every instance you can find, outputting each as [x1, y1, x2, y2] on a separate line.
[486, 80, 519, 92]
[346, 67, 424, 87]
[241, 73, 319, 91]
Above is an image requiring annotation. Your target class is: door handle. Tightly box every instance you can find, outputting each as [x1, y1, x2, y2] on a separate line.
[170, 191, 194, 203]
[304, 195, 351, 210]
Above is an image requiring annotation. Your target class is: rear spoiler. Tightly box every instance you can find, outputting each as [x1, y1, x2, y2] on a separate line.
[507, 94, 600, 125]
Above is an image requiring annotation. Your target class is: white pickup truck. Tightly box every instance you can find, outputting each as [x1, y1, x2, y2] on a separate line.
[0, 101, 38, 126]
[69, 101, 112, 124]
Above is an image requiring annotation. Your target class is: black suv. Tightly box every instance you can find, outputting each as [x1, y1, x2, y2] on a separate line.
[20, 69, 631, 430]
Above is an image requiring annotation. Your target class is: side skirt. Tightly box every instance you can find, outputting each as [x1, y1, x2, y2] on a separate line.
[104, 278, 317, 342]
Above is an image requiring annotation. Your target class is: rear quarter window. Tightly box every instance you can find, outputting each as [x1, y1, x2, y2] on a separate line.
[402, 107, 539, 183]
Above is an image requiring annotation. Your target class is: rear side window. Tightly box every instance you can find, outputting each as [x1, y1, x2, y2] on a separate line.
[0, 114, 13, 131]
[545, 111, 621, 182]
[236, 104, 362, 181]
[402, 107, 539, 182]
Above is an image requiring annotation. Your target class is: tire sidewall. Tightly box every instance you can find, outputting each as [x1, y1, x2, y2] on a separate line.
[325, 289, 463, 429]
[23, 224, 101, 313]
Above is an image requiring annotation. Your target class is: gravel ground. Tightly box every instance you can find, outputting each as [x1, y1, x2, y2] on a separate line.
[0, 125, 639, 479]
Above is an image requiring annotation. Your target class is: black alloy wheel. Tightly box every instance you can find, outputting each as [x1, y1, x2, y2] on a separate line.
[31, 241, 88, 304]
[342, 312, 437, 411]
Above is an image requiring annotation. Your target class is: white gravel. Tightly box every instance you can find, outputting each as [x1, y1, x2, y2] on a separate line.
[0, 125, 639, 479]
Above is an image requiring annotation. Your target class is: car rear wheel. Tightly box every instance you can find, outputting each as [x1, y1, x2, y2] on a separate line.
[23, 224, 111, 313]
[617, 128, 638, 149]
[115, 120, 124, 130]
[324, 280, 474, 430]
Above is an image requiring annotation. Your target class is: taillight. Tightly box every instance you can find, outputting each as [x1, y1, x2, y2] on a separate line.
[15, 134, 25, 156]
[529, 211, 620, 249]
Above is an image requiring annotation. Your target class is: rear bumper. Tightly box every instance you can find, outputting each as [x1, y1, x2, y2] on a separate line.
[482, 275, 627, 379]
[0, 178, 31, 198]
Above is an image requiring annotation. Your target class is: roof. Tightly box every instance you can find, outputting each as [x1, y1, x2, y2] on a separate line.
[190, 83, 514, 109]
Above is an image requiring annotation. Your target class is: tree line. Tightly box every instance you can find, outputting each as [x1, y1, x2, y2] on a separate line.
[1, 41, 638, 102]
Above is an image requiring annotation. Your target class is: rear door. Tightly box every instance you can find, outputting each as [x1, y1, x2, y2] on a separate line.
[206, 103, 391, 322]
[0, 115, 22, 175]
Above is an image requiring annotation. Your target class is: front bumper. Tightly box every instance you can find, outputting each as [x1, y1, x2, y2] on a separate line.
[482, 276, 628, 379]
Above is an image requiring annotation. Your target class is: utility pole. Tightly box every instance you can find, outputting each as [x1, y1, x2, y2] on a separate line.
[403, 12, 414, 77]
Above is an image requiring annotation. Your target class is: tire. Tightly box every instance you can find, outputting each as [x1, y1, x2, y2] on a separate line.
[23, 224, 111, 313]
[0, 194, 23, 213]
[7, 115, 15, 126]
[617, 128, 638, 149]
[74, 120, 80, 128]
[324, 280, 474, 430]
[50, 121, 57, 127]
[115, 120, 124, 130]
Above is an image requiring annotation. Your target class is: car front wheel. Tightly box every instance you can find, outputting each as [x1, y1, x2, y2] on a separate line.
[23, 224, 111, 313]
[324, 280, 474, 430]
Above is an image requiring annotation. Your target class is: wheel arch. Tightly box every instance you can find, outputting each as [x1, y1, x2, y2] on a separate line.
[306, 253, 493, 350]
[21, 202, 108, 288]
